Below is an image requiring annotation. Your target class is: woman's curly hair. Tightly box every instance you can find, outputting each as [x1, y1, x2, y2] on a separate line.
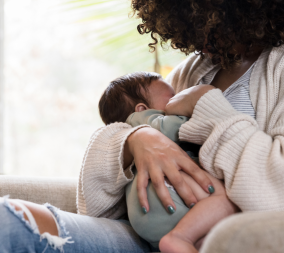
[131, 0, 284, 69]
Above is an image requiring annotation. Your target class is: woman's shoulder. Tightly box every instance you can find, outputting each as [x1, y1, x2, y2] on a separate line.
[258, 45, 284, 89]
[166, 54, 200, 81]
[166, 54, 214, 93]
[258, 45, 284, 72]
[250, 45, 284, 130]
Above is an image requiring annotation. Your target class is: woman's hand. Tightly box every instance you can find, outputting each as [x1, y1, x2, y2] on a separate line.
[165, 85, 216, 117]
[124, 127, 215, 213]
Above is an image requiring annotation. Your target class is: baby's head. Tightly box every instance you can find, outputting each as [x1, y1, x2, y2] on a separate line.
[99, 71, 175, 125]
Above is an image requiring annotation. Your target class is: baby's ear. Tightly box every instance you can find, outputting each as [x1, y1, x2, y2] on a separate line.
[135, 103, 149, 112]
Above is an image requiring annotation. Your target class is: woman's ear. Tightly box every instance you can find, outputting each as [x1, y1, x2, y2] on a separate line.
[135, 103, 149, 112]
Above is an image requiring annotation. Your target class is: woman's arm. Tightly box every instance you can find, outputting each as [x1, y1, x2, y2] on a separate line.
[77, 122, 150, 219]
[78, 120, 214, 218]
[178, 88, 284, 211]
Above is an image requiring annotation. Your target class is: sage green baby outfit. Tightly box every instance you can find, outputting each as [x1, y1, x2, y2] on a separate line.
[125, 110, 198, 248]
[126, 109, 188, 142]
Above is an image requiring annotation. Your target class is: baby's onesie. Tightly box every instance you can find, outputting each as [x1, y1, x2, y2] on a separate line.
[125, 110, 198, 248]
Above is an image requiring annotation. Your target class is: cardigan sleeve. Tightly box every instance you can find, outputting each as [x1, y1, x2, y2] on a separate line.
[179, 88, 284, 212]
[76, 122, 150, 219]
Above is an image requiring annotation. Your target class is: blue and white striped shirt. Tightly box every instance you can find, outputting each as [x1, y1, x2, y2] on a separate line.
[200, 63, 256, 119]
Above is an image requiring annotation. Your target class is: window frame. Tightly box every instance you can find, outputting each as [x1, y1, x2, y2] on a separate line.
[0, 0, 3, 174]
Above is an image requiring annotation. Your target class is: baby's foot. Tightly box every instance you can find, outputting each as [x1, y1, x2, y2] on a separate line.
[159, 230, 198, 253]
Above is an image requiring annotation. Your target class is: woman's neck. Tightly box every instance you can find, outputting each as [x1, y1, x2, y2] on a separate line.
[209, 46, 264, 92]
[235, 45, 264, 66]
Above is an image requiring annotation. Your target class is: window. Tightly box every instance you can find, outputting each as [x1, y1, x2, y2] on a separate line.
[3, 0, 186, 177]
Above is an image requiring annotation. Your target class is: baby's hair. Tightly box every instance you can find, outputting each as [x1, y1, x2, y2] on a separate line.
[99, 71, 162, 125]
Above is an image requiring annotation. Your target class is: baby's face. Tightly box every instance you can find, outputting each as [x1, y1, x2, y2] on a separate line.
[148, 79, 175, 111]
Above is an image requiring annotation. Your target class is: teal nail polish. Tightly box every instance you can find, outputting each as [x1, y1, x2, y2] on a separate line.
[142, 207, 147, 214]
[189, 203, 195, 209]
[167, 205, 175, 214]
[208, 185, 215, 194]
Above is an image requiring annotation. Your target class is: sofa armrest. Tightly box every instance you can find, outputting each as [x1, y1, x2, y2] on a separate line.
[200, 211, 284, 253]
[0, 175, 77, 213]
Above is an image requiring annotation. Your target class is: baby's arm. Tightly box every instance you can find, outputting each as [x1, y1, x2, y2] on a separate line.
[165, 85, 216, 117]
[126, 109, 188, 142]
[159, 171, 239, 253]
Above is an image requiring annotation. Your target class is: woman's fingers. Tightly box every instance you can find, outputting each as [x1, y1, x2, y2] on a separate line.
[136, 169, 150, 213]
[150, 169, 177, 213]
[137, 164, 177, 214]
[178, 155, 215, 194]
[164, 169, 197, 207]
[128, 128, 211, 213]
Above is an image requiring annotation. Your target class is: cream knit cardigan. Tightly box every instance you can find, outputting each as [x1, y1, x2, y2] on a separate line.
[77, 45, 284, 219]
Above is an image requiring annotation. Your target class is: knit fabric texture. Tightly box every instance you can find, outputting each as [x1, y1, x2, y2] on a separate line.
[77, 45, 284, 218]
[77, 124, 150, 219]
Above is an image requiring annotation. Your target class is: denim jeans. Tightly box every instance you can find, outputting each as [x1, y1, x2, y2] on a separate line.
[0, 197, 156, 253]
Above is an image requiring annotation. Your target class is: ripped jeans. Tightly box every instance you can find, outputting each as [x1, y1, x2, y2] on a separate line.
[0, 197, 155, 253]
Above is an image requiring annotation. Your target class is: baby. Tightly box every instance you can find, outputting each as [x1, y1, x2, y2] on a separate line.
[99, 72, 238, 253]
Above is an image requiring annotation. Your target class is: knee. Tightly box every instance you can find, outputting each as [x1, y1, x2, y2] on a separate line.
[8, 199, 59, 236]
[0, 197, 74, 252]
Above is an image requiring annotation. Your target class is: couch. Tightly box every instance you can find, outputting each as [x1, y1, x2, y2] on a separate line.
[1, 175, 283, 253]
[0, 175, 77, 213]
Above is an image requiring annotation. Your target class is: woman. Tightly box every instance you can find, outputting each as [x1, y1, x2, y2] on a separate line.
[1, 0, 284, 252]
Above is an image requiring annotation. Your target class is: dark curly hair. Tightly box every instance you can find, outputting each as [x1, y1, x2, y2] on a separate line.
[131, 0, 284, 69]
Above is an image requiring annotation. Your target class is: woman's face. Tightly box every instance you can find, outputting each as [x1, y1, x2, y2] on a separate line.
[202, 37, 250, 60]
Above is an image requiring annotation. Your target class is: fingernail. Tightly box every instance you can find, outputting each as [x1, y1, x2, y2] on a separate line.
[142, 207, 147, 214]
[189, 203, 195, 209]
[208, 185, 215, 194]
[167, 205, 175, 214]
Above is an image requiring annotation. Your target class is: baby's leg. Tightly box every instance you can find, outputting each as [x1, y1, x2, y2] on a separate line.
[159, 172, 238, 253]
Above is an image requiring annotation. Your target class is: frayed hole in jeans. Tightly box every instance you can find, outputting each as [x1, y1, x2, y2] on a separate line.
[2, 195, 38, 234]
[2, 196, 74, 253]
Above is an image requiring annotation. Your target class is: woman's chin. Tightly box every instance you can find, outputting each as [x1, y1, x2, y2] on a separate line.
[202, 50, 213, 59]
[202, 48, 209, 53]
[201, 49, 213, 58]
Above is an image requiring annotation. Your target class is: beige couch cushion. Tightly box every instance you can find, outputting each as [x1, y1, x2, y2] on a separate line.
[0, 175, 77, 213]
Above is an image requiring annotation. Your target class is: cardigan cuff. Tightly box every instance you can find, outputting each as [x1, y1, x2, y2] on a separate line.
[118, 124, 151, 181]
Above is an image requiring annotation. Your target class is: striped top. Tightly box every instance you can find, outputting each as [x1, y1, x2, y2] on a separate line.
[200, 63, 256, 119]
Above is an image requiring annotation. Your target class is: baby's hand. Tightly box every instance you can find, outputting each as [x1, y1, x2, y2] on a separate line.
[165, 85, 215, 117]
